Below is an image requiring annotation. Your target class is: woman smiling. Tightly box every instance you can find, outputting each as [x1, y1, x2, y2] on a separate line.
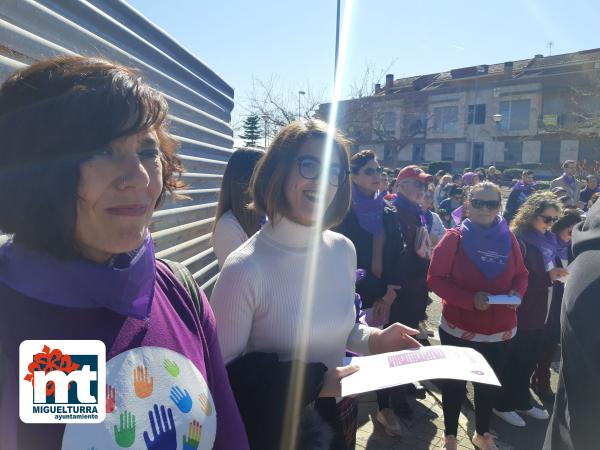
[211, 120, 420, 450]
[0, 56, 247, 449]
[428, 182, 528, 450]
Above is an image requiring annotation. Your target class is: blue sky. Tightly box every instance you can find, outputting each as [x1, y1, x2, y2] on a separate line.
[128, 0, 598, 121]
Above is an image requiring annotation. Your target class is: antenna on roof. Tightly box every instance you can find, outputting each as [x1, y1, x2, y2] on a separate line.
[547, 41, 554, 56]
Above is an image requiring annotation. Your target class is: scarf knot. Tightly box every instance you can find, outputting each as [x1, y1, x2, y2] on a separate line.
[460, 216, 512, 279]
[351, 184, 385, 235]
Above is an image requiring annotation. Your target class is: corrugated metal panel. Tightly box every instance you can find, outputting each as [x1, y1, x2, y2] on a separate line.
[0, 0, 232, 288]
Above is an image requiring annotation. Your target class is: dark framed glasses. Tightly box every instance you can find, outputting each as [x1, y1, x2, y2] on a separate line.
[296, 155, 347, 187]
[362, 167, 384, 177]
[470, 199, 501, 210]
[540, 215, 559, 224]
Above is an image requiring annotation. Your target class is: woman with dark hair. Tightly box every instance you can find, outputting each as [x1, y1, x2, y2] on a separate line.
[531, 210, 582, 401]
[494, 192, 567, 428]
[212, 148, 264, 268]
[0, 56, 248, 449]
[334, 150, 405, 436]
[211, 120, 420, 450]
[428, 182, 528, 450]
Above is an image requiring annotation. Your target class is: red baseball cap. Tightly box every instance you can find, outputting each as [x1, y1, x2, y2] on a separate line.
[396, 165, 433, 183]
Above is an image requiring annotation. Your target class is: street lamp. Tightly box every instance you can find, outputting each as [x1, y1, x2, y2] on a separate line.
[492, 113, 502, 160]
[298, 90, 306, 120]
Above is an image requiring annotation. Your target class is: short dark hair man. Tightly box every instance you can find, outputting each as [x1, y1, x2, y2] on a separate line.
[503, 170, 535, 223]
[551, 160, 579, 203]
[580, 174, 599, 211]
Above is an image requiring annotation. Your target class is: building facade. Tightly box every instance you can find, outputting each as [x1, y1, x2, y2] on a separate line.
[318, 49, 600, 174]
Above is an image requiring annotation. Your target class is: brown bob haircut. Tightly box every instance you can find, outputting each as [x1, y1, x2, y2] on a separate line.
[0, 56, 185, 259]
[250, 119, 351, 229]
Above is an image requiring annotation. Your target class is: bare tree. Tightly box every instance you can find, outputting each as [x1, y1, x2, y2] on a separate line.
[348, 58, 398, 99]
[236, 76, 326, 142]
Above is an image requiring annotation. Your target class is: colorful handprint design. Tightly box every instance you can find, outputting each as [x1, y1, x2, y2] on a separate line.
[143, 404, 177, 450]
[169, 386, 192, 413]
[134, 365, 154, 399]
[113, 410, 136, 448]
[163, 359, 180, 377]
[61, 347, 217, 450]
[197, 393, 212, 417]
[182, 420, 202, 450]
[106, 384, 116, 414]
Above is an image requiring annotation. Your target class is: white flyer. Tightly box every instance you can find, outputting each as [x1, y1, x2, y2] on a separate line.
[487, 294, 522, 305]
[341, 345, 500, 397]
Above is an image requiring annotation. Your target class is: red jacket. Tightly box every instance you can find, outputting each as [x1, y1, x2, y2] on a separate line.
[427, 228, 529, 335]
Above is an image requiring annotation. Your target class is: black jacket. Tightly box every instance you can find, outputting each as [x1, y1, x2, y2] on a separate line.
[544, 201, 600, 450]
[504, 184, 535, 223]
[227, 352, 330, 450]
[334, 204, 406, 308]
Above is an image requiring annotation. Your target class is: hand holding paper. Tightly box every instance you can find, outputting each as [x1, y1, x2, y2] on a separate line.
[341, 346, 500, 397]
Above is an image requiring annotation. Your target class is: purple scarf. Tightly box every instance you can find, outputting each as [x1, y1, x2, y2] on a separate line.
[556, 237, 570, 261]
[460, 216, 512, 279]
[0, 233, 156, 319]
[351, 184, 385, 235]
[452, 205, 464, 226]
[520, 228, 558, 271]
[393, 193, 426, 226]
[562, 174, 578, 193]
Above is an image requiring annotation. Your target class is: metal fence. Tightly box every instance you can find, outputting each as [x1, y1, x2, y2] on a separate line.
[0, 0, 233, 290]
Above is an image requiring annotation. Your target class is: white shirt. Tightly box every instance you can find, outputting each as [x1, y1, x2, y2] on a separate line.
[212, 210, 249, 269]
[210, 216, 373, 371]
[430, 211, 447, 241]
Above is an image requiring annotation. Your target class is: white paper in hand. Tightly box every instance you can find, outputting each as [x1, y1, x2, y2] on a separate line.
[341, 346, 500, 397]
[487, 294, 521, 305]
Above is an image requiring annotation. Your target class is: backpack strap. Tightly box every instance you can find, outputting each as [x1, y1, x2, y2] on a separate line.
[516, 238, 527, 259]
[159, 259, 203, 318]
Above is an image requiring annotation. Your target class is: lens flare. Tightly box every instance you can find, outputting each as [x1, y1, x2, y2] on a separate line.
[280, 1, 355, 448]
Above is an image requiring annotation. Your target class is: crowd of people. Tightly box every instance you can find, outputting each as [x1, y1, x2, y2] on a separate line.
[1, 56, 599, 450]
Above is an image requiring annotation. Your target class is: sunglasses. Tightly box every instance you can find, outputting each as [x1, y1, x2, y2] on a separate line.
[362, 167, 384, 177]
[470, 199, 501, 210]
[297, 156, 347, 187]
[540, 215, 559, 224]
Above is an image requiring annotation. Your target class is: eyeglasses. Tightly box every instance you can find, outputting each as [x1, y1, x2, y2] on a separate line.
[297, 156, 347, 187]
[362, 167, 384, 177]
[470, 199, 501, 210]
[540, 215, 559, 224]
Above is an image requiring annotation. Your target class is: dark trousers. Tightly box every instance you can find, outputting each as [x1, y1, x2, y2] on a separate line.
[314, 397, 357, 450]
[389, 278, 428, 329]
[496, 328, 544, 411]
[386, 279, 428, 412]
[376, 388, 392, 410]
[439, 328, 510, 436]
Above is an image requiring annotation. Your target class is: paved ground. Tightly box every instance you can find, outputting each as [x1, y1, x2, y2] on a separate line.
[355, 294, 559, 450]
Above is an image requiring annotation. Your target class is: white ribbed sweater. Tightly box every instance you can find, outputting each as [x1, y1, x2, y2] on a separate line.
[210, 216, 373, 372]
